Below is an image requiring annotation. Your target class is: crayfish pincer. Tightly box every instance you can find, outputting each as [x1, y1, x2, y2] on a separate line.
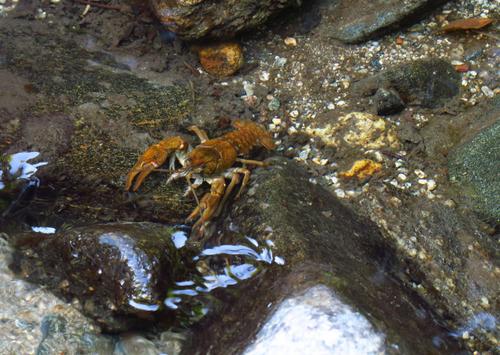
[125, 119, 275, 241]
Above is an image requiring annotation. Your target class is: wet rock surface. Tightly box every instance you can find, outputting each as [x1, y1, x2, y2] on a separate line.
[11, 222, 194, 332]
[327, 0, 449, 43]
[449, 118, 500, 223]
[150, 0, 301, 40]
[353, 58, 461, 109]
[185, 158, 464, 354]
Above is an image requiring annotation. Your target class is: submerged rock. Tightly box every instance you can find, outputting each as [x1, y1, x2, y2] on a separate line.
[448, 120, 500, 223]
[0, 236, 114, 354]
[328, 0, 449, 43]
[11, 222, 195, 332]
[374, 87, 406, 115]
[150, 0, 302, 40]
[243, 285, 385, 354]
[184, 158, 463, 354]
[353, 58, 460, 108]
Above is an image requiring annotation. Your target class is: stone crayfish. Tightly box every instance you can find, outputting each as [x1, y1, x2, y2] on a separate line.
[125, 120, 275, 240]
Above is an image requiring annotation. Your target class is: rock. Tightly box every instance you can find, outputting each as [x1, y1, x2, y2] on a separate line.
[374, 87, 405, 115]
[243, 285, 386, 354]
[11, 222, 196, 332]
[198, 42, 244, 77]
[339, 159, 382, 180]
[357, 185, 500, 352]
[184, 158, 463, 354]
[305, 112, 400, 152]
[353, 58, 460, 108]
[328, 0, 449, 43]
[114, 334, 159, 355]
[149, 0, 301, 40]
[448, 120, 500, 223]
[36, 315, 115, 355]
[0, 236, 114, 354]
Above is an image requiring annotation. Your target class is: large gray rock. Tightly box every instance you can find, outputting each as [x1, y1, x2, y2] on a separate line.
[328, 0, 449, 43]
[183, 158, 464, 354]
[353, 58, 460, 109]
[149, 0, 302, 40]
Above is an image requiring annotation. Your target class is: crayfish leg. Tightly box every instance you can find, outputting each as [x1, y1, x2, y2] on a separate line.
[187, 177, 226, 241]
[188, 125, 210, 143]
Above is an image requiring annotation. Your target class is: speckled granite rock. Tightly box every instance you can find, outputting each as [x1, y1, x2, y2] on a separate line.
[149, 0, 302, 40]
[449, 119, 500, 223]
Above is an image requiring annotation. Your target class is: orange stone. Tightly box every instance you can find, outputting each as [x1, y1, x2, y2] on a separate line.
[339, 159, 382, 180]
[198, 42, 244, 77]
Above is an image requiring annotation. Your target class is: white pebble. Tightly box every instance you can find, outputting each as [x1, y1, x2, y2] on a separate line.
[426, 179, 437, 191]
[397, 173, 407, 181]
[481, 86, 494, 98]
[414, 169, 427, 178]
[334, 189, 346, 198]
[259, 71, 270, 82]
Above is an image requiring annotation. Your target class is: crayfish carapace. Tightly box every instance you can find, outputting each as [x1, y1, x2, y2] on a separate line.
[125, 119, 275, 240]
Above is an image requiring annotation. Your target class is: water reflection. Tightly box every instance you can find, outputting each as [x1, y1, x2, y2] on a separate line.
[1, 151, 47, 217]
[0, 151, 47, 190]
[165, 235, 285, 310]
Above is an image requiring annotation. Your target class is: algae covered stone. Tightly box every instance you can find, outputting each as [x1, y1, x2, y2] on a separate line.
[448, 121, 500, 222]
[11, 222, 196, 332]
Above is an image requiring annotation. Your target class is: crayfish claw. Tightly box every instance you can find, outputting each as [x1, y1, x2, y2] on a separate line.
[125, 136, 189, 191]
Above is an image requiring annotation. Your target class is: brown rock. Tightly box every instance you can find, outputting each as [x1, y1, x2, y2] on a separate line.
[149, 0, 301, 40]
[198, 42, 244, 77]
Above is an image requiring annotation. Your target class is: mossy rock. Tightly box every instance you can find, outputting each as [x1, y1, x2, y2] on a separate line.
[449, 120, 500, 223]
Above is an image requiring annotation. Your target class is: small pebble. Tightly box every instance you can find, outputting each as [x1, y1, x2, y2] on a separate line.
[35, 9, 47, 20]
[414, 169, 427, 178]
[334, 189, 346, 198]
[481, 86, 494, 98]
[259, 71, 270, 82]
[284, 37, 297, 47]
[426, 179, 437, 191]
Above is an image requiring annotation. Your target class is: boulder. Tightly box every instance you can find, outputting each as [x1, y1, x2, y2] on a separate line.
[328, 0, 449, 43]
[11, 222, 196, 332]
[449, 119, 500, 223]
[353, 58, 460, 109]
[149, 0, 302, 40]
[183, 158, 464, 354]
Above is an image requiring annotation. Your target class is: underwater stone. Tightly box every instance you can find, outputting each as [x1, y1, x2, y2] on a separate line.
[244, 285, 385, 354]
[184, 158, 463, 354]
[374, 87, 405, 115]
[448, 119, 500, 222]
[11, 222, 195, 332]
[353, 58, 460, 108]
[328, 0, 449, 43]
[150, 0, 302, 40]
